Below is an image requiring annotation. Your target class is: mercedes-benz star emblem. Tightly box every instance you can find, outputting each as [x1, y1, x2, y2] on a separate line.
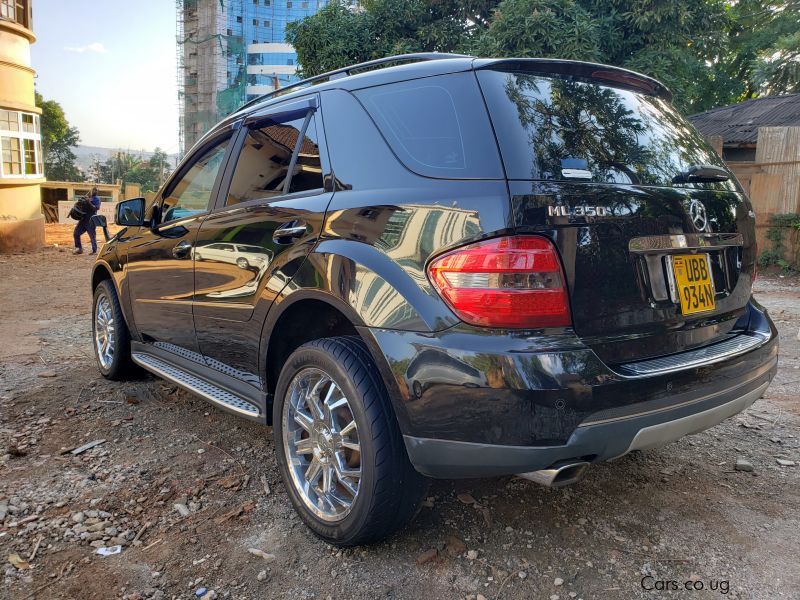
[688, 199, 708, 231]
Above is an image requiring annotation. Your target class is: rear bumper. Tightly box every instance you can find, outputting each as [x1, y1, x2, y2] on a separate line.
[404, 372, 771, 478]
[360, 301, 778, 478]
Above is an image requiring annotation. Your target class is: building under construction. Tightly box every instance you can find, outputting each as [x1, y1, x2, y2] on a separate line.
[176, 0, 332, 154]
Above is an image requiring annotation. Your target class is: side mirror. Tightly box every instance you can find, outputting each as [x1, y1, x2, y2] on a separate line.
[115, 197, 145, 227]
[90, 214, 110, 242]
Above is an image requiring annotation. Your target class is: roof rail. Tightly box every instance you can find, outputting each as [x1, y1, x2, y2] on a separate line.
[237, 52, 473, 112]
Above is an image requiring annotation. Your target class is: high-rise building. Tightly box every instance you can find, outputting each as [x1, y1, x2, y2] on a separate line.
[177, 0, 333, 155]
[0, 0, 45, 253]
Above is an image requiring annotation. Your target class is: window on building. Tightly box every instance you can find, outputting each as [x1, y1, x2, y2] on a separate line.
[226, 28, 233, 36]
[236, 15, 242, 23]
[287, 58, 294, 65]
[23, 138, 36, 174]
[287, 1, 292, 7]
[0, 110, 19, 132]
[0, 109, 42, 178]
[0, 0, 28, 28]
[265, 0, 271, 5]
[252, 18, 258, 25]
[263, 20, 270, 27]
[21, 113, 35, 133]
[226, 112, 323, 206]
[1, 137, 22, 176]
[253, 39, 258, 44]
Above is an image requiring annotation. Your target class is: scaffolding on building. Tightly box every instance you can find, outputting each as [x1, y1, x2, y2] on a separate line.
[177, 0, 318, 156]
[176, 0, 246, 155]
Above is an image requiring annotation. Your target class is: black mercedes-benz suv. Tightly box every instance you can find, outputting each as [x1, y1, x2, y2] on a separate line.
[90, 54, 778, 546]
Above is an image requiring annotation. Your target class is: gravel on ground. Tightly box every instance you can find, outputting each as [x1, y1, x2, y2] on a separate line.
[1, 248, 799, 599]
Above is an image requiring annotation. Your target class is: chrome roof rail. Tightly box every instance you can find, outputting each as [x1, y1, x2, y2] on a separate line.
[237, 52, 473, 112]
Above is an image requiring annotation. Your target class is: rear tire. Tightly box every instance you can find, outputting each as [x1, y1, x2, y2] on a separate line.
[92, 280, 136, 380]
[273, 336, 428, 546]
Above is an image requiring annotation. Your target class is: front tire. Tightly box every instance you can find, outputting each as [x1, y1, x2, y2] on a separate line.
[92, 280, 136, 380]
[273, 336, 428, 546]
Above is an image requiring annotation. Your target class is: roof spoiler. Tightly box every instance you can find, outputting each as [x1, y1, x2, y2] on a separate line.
[474, 58, 672, 101]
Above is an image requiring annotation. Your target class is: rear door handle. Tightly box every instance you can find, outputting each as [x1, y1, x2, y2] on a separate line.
[172, 240, 193, 259]
[273, 221, 308, 244]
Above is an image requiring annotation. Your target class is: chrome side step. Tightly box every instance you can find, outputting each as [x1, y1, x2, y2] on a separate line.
[132, 353, 261, 418]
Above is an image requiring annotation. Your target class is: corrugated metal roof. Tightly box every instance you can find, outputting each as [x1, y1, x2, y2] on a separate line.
[688, 94, 800, 145]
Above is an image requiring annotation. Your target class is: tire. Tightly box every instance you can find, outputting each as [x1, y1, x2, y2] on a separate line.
[273, 336, 428, 546]
[92, 280, 136, 380]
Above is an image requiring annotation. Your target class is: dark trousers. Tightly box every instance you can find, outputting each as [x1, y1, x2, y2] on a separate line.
[73, 219, 97, 252]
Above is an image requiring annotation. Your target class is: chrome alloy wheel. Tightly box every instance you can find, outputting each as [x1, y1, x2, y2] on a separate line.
[94, 293, 115, 369]
[282, 368, 361, 522]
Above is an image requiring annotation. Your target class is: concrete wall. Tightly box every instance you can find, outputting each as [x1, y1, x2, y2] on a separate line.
[56, 200, 119, 224]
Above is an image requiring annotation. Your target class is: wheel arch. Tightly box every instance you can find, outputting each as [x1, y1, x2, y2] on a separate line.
[260, 290, 411, 432]
[91, 261, 114, 291]
[261, 291, 363, 398]
[91, 260, 137, 338]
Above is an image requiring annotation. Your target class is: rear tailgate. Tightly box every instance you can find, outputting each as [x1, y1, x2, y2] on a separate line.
[476, 64, 757, 364]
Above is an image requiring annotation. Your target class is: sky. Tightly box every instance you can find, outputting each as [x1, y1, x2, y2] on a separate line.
[30, 0, 179, 154]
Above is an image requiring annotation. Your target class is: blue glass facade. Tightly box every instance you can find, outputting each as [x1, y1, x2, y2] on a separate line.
[225, 0, 330, 101]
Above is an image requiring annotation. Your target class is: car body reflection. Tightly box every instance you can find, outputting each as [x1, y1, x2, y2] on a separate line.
[193, 242, 272, 270]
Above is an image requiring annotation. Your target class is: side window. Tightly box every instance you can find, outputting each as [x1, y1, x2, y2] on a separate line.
[162, 137, 230, 222]
[225, 112, 323, 206]
[354, 72, 503, 179]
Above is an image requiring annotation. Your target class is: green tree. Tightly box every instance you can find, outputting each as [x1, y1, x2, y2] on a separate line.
[147, 147, 171, 190]
[474, 0, 600, 60]
[286, 0, 498, 77]
[699, 0, 800, 107]
[286, 0, 800, 114]
[95, 150, 170, 193]
[35, 92, 83, 181]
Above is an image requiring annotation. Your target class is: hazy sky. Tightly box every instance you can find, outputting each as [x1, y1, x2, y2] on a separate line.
[30, 0, 179, 153]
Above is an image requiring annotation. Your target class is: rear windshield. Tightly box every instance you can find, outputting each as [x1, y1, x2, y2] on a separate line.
[354, 72, 503, 179]
[477, 70, 732, 187]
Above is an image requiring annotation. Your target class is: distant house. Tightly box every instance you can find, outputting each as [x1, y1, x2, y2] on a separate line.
[689, 94, 800, 162]
[690, 95, 800, 269]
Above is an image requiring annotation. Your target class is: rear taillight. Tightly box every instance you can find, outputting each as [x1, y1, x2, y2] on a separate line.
[427, 235, 571, 328]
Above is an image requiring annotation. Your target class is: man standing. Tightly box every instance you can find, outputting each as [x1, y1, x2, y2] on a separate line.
[73, 187, 102, 255]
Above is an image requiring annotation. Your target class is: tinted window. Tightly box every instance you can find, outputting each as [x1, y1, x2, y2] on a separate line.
[477, 70, 733, 188]
[163, 138, 230, 222]
[355, 72, 503, 179]
[226, 113, 323, 206]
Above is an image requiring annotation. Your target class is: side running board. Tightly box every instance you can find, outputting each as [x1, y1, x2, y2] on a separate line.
[132, 353, 261, 418]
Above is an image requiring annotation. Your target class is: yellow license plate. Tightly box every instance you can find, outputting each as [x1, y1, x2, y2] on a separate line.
[672, 254, 716, 315]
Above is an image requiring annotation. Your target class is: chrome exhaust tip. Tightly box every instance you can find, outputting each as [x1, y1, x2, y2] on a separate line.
[517, 461, 590, 488]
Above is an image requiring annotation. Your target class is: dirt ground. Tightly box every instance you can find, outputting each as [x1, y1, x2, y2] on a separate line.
[1, 247, 798, 600]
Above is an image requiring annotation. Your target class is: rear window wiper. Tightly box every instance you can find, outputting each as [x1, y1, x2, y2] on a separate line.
[673, 164, 730, 184]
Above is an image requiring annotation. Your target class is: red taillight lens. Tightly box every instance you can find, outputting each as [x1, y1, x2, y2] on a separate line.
[427, 235, 571, 328]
